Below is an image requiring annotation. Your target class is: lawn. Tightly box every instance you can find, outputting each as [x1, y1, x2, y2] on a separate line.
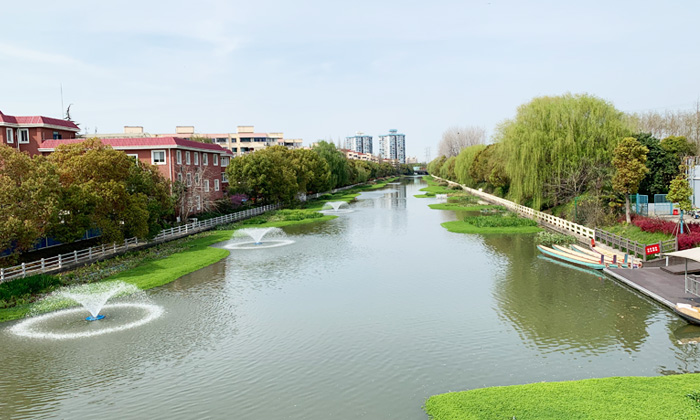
[429, 203, 503, 212]
[425, 374, 700, 420]
[603, 223, 673, 244]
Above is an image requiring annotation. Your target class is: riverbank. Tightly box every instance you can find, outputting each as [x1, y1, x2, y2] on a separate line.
[0, 178, 402, 323]
[425, 373, 700, 419]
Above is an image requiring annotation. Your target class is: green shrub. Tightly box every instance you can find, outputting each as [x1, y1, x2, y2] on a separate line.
[464, 212, 537, 228]
[535, 231, 577, 247]
[450, 184, 462, 190]
[0, 274, 64, 308]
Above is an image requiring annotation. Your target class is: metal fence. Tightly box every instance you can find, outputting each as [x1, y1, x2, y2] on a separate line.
[686, 274, 700, 297]
[654, 194, 673, 215]
[593, 229, 677, 261]
[631, 194, 649, 216]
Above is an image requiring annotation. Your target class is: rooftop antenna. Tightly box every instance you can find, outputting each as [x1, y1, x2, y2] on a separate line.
[60, 83, 64, 118]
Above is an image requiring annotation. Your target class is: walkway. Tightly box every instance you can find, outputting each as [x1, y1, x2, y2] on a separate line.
[604, 267, 700, 309]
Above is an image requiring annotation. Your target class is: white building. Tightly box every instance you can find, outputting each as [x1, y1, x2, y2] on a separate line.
[378, 129, 406, 164]
[345, 132, 373, 154]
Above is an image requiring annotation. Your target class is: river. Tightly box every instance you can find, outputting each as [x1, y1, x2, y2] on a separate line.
[1, 177, 699, 419]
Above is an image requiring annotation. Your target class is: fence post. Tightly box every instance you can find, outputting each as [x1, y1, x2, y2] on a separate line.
[58, 254, 62, 268]
[113, 242, 117, 252]
[21, 262, 25, 276]
[1, 268, 3, 282]
[74, 250, 78, 263]
[102, 244, 106, 255]
[41, 258, 45, 271]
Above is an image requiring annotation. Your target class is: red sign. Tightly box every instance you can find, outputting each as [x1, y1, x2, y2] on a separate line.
[645, 243, 660, 255]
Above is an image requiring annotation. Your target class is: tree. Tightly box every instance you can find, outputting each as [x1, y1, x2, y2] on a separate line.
[454, 144, 486, 187]
[48, 138, 158, 242]
[189, 135, 214, 144]
[498, 93, 632, 209]
[667, 166, 693, 235]
[226, 146, 298, 204]
[313, 141, 349, 189]
[437, 125, 486, 158]
[612, 137, 649, 224]
[0, 146, 60, 254]
[289, 148, 331, 193]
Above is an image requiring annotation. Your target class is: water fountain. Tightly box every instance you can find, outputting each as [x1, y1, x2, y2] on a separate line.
[227, 227, 295, 249]
[320, 201, 353, 213]
[9, 281, 163, 340]
[59, 281, 139, 321]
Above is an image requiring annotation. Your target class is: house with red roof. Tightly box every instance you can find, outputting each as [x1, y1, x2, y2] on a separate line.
[39, 137, 235, 211]
[0, 110, 80, 156]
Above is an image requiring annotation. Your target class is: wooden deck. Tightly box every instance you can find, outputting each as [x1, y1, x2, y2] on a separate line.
[604, 267, 700, 310]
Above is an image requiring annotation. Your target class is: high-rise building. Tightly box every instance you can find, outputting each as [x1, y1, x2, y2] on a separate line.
[378, 129, 406, 164]
[345, 132, 372, 154]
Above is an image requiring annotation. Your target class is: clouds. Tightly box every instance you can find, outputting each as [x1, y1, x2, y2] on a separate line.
[1, 0, 700, 158]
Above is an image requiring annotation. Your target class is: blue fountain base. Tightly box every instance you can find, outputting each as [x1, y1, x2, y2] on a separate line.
[86, 315, 105, 321]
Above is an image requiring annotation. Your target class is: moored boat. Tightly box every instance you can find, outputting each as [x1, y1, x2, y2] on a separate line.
[536, 245, 609, 270]
[674, 303, 700, 325]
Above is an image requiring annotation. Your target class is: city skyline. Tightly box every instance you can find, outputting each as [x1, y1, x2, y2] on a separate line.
[2, 1, 700, 160]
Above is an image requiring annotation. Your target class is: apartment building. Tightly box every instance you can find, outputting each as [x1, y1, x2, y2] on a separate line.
[345, 133, 373, 155]
[378, 129, 406, 164]
[0, 110, 80, 156]
[39, 137, 234, 206]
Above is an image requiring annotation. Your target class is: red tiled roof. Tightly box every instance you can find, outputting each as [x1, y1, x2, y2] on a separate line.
[0, 110, 79, 130]
[39, 137, 233, 154]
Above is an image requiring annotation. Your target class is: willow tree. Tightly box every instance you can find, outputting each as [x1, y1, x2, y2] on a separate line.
[612, 137, 649, 224]
[498, 93, 632, 209]
[454, 144, 486, 187]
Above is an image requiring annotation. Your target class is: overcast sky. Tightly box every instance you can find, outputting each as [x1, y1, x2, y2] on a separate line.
[2, 0, 699, 160]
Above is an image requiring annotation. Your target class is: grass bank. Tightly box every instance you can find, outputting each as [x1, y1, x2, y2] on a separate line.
[425, 374, 700, 420]
[603, 223, 673, 244]
[0, 208, 336, 323]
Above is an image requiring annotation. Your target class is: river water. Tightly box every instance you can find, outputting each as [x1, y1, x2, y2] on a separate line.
[2, 177, 700, 419]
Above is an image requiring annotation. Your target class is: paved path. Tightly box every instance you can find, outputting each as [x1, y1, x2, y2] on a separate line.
[604, 267, 700, 310]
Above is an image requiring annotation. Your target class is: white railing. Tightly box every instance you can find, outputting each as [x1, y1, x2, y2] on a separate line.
[0, 203, 281, 283]
[432, 176, 595, 239]
[0, 179, 382, 283]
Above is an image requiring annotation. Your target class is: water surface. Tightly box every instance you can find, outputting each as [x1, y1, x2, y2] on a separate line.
[2, 178, 699, 419]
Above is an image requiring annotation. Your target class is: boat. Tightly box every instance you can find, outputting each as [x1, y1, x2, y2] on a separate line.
[550, 245, 621, 268]
[567, 244, 635, 268]
[536, 245, 610, 270]
[674, 303, 700, 325]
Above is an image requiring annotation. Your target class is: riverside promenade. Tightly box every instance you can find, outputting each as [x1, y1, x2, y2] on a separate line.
[604, 267, 700, 310]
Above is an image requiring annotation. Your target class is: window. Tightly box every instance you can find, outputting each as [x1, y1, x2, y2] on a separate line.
[186, 151, 191, 165]
[213, 154, 219, 166]
[151, 150, 166, 165]
[176, 150, 182, 164]
[6, 128, 13, 144]
[18, 128, 29, 144]
[127, 154, 139, 163]
[186, 173, 192, 186]
[221, 156, 229, 167]
[194, 173, 200, 185]
[196, 195, 201, 211]
[53, 131, 62, 140]
[221, 172, 229, 183]
[177, 173, 183, 183]
[194, 152, 199, 165]
[203, 153, 208, 166]
[204, 179, 210, 192]
[215, 179, 220, 191]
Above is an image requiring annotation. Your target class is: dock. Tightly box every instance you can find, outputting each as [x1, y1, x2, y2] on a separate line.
[604, 267, 700, 311]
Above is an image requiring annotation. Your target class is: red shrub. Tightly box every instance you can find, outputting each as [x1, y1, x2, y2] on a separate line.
[628, 215, 700, 250]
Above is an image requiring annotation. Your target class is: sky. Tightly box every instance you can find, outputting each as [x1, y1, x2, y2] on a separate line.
[2, 0, 700, 161]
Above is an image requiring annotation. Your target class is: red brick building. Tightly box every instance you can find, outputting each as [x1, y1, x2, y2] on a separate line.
[39, 137, 234, 210]
[0, 110, 80, 156]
